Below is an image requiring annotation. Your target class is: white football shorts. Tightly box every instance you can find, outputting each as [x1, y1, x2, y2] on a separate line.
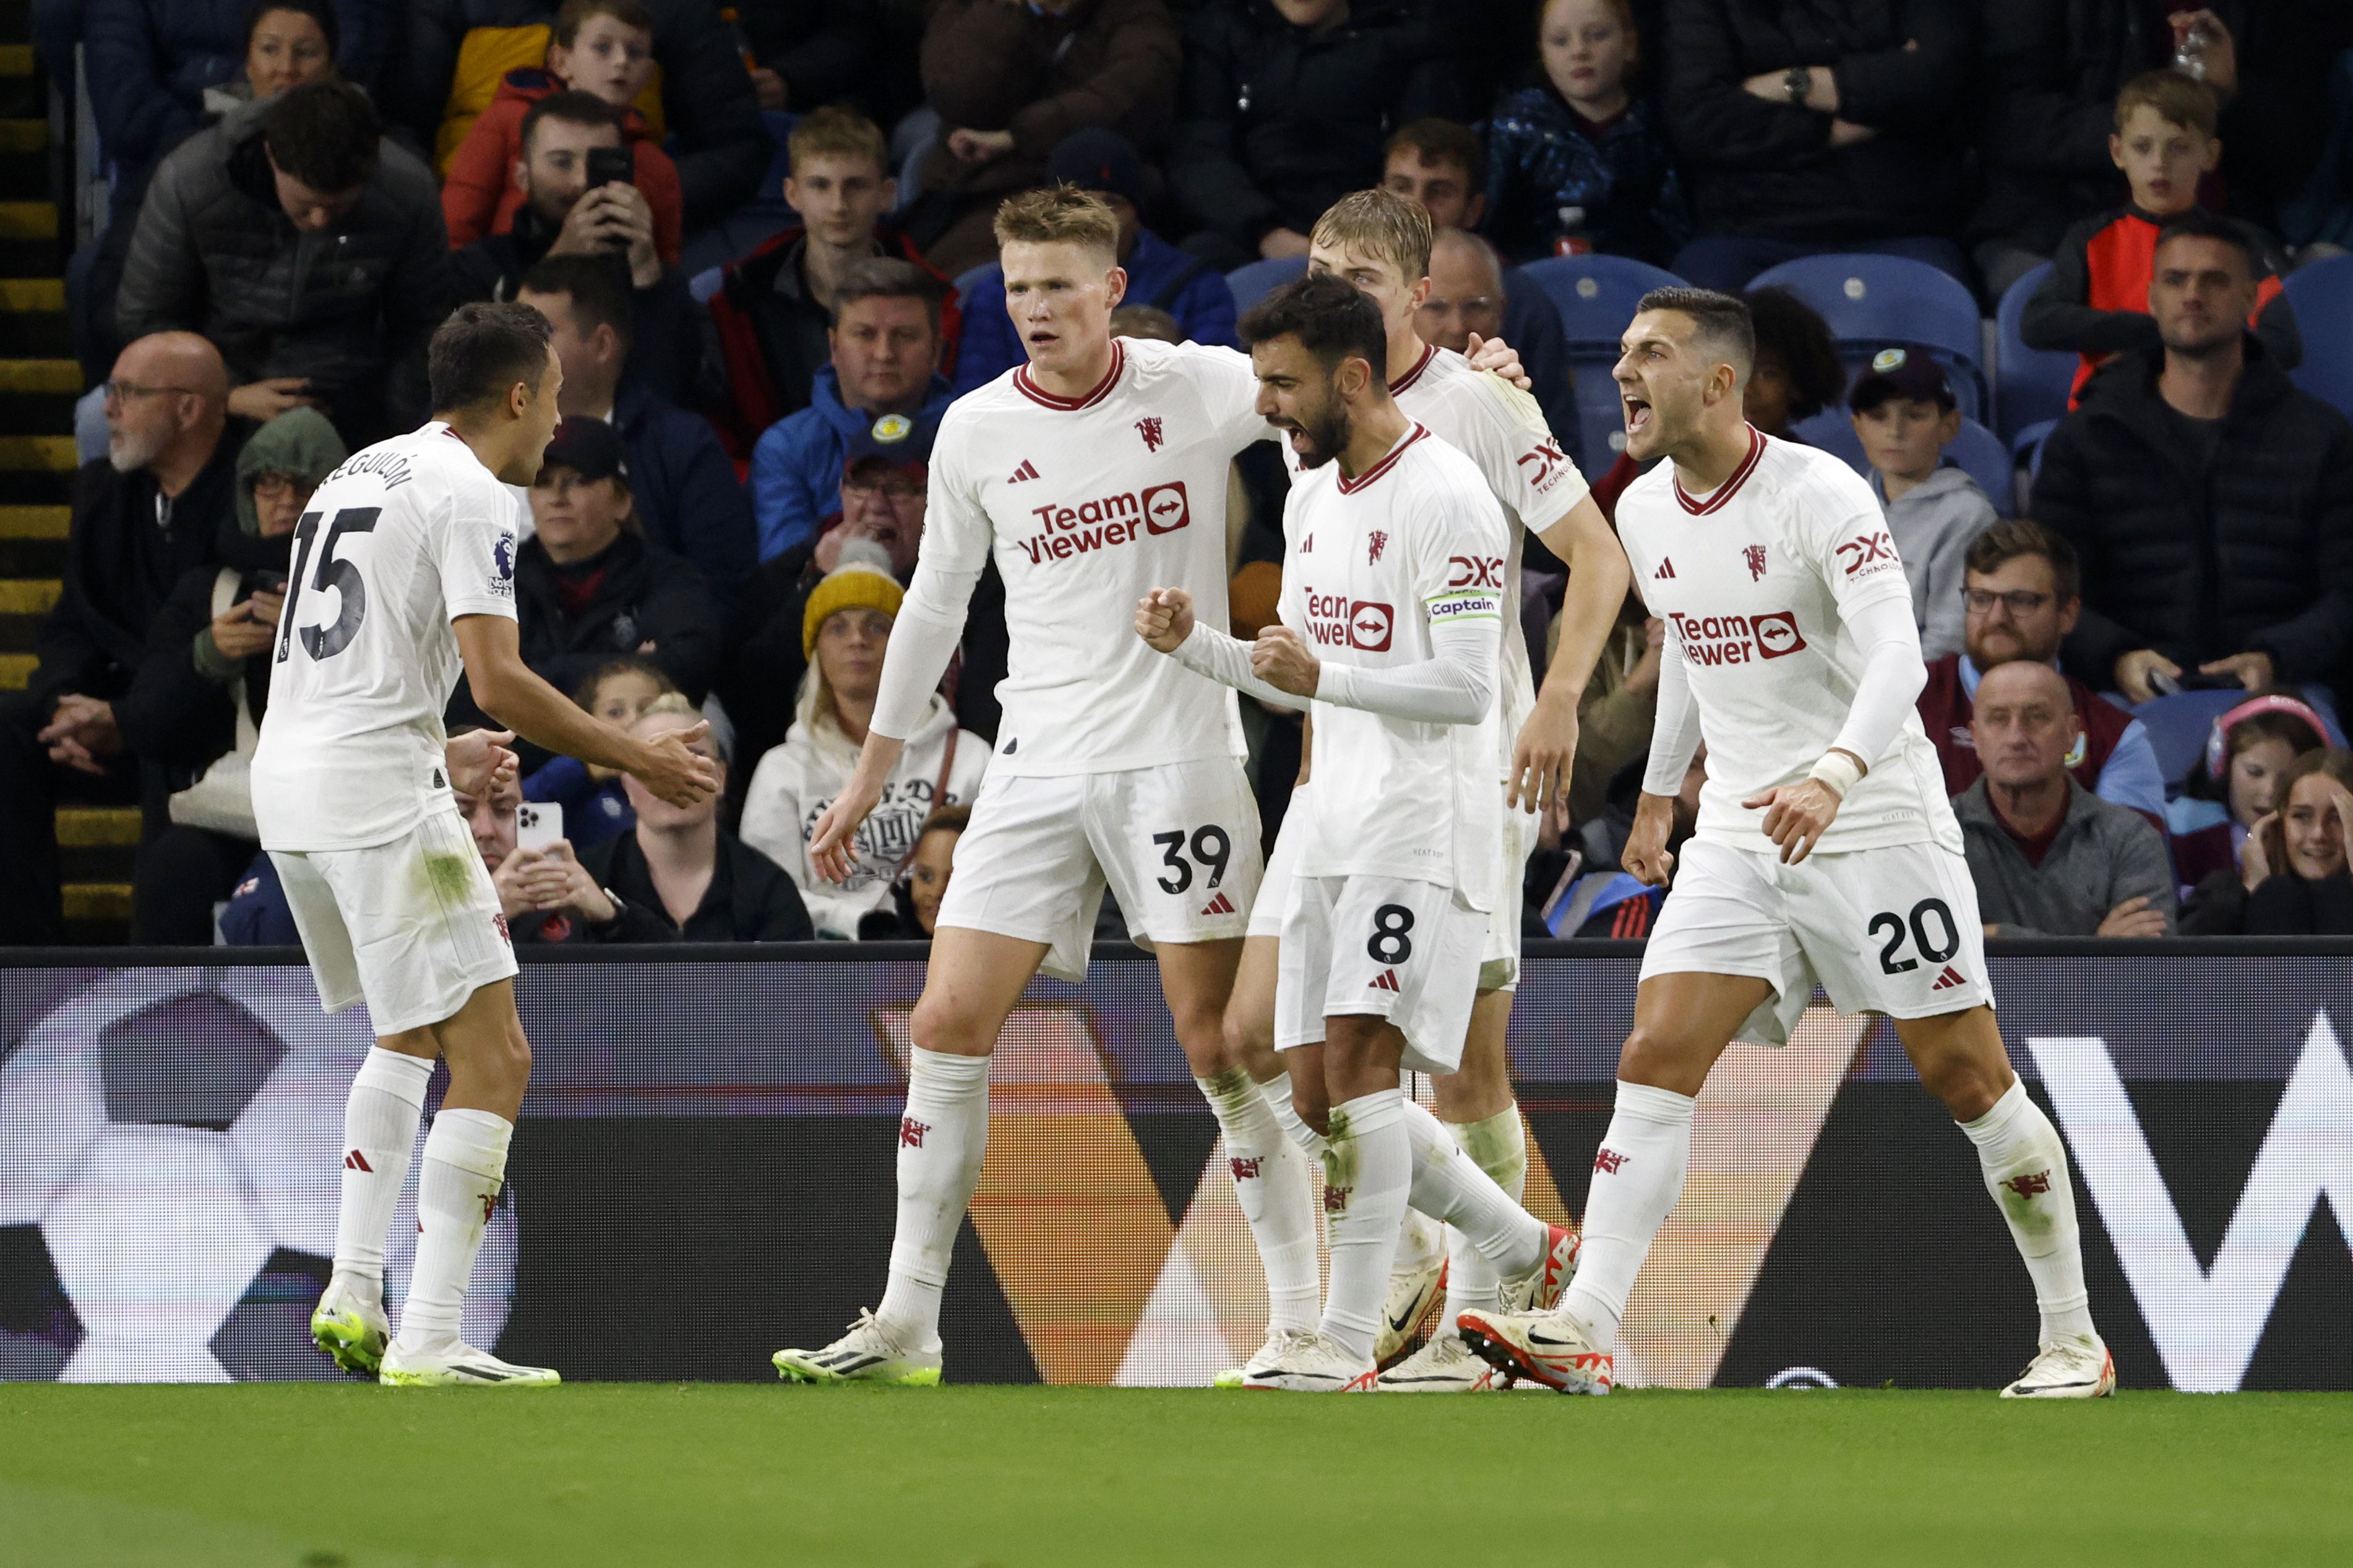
[269, 807, 518, 1037]
[1639, 836, 1994, 1047]
[936, 756, 1263, 982]
[1275, 873, 1486, 1074]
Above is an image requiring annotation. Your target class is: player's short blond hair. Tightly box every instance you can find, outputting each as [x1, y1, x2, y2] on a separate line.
[993, 185, 1120, 262]
[1312, 189, 1434, 285]
[788, 105, 888, 173]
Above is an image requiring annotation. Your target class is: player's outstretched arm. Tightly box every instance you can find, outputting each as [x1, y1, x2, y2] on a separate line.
[1140, 587, 1313, 713]
[454, 615, 718, 807]
[1517, 494, 1634, 810]
[1282, 615, 1497, 724]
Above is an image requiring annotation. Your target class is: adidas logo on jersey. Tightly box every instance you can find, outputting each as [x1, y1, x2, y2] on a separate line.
[1007, 459, 1041, 483]
[1199, 892, 1236, 917]
[1654, 559, 1676, 580]
[1931, 964, 1968, 992]
[1368, 970, 1400, 992]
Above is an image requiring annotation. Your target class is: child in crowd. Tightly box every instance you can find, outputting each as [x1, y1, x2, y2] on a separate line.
[2168, 694, 2331, 894]
[1481, 0, 1685, 265]
[441, 0, 683, 261]
[871, 805, 972, 940]
[1740, 286, 1844, 440]
[1848, 346, 1995, 663]
[2021, 71, 2298, 404]
[521, 658, 681, 849]
[2183, 748, 2353, 936]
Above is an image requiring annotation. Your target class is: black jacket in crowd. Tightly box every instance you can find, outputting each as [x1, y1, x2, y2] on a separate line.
[511, 528, 725, 706]
[1169, 0, 1461, 257]
[384, 0, 770, 227]
[2181, 870, 2353, 936]
[114, 507, 292, 791]
[445, 208, 700, 405]
[521, 826, 814, 943]
[30, 444, 240, 716]
[1659, 0, 1974, 242]
[2032, 343, 2353, 690]
[113, 102, 446, 442]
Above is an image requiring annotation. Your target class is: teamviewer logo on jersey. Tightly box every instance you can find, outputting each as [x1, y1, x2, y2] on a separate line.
[1752, 610, 1806, 659]
[1348, 602, 1394, 651]
[1141, 482, 1190, 534]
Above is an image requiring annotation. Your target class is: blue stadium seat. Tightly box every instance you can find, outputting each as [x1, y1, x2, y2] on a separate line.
[1519, 255, 1685, 468]
[2135, 688, 2349, 790]
[1224, 256, 1309, 312]
[953, 262, 996, 303]
[1995, 262, 2080, 444]
[1789, 409, 2016, 516]
[2284, 252, 2353, 423]
[1747, 254, 1990, 424]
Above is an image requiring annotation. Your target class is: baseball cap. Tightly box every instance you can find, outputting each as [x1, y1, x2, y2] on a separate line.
[537, 417, 628, 483]
[841, 408, 940, 486]
[1848, 346, 1955, 413]
[1045, 128, 1152, 213]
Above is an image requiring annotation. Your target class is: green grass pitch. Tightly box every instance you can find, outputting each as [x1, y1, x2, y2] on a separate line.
[5, 1386, 2349, 1566]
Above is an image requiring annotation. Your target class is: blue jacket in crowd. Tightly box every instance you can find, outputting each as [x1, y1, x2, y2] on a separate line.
[749, 366, 955, 562]
[1482, 89, 1688, 268]
[84, 0, 377, 173]
[613, 377, 759, 609]
[523, 756, 635, 849]
[950, 226, 1239, 398]
[219, 853, 298, 946]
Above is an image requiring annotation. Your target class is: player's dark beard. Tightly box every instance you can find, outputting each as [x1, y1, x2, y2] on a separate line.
[1288, 393, 1352, 471]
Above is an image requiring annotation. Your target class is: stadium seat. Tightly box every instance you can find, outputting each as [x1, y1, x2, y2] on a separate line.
[953, 262, 996, 303]
[1747, 254, 1990, 424]
[1789, 409, 2016, 515]
[1994, 263, 2078, 444]
[1224, 256, 1309, 312]
[2283, 252, 2353, 423]
[1520, 254, 1685, 468]
[2135, 688, 2349, 789]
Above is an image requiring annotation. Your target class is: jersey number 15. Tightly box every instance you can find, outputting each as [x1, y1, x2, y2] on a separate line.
[275, 507, 381, 664]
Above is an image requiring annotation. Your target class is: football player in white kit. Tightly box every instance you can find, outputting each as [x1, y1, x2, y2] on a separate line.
[260, 303, 719, 1386]
[1458, 289, 2113, 1400]
[1220, 189, 1632, 1390]
[1136, 273, 1577, 1391]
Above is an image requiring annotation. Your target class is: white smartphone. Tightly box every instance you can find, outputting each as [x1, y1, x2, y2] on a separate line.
[514, 802, 565, 854]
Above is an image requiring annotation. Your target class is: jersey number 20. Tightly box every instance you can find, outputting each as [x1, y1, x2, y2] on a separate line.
[275, 507, 381, 663]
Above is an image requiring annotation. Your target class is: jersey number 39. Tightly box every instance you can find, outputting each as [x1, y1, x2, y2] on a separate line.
[275, 506, 381, 664]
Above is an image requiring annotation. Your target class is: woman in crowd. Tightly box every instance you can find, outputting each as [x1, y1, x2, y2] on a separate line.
[2183, 749, 2353, 935]
[520, 657, 679, 850]
[738, 546, 989, 939]
[2168, 694, 2331, 893]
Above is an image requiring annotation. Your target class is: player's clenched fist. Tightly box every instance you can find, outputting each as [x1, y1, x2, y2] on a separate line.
[1251, 625, 1321, 697]
[1744, 776, 1844, 865]
[1623, 791, 1677, 887]
[632, 721, 721, 808]
[1135, 587, 1195, 652]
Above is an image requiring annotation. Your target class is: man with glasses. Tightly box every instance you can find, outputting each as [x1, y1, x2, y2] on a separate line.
[1915, 519, 2166, 825]
[0, 331, 238, 943]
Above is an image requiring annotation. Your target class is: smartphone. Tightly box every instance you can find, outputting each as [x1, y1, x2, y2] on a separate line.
[515, 802, 566, 854]
[585, 145, 635, 191]
[251, 570, 288, 594]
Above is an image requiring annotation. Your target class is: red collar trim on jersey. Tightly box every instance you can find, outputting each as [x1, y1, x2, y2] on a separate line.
[1673, 425, 1765, 515]
[1388, 342, 1436, 396]
[1337, 423, 1429, 494]
[1013, 339, 1126, 411]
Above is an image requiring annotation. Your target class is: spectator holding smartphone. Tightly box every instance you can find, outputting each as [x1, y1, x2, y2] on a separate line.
[441, 0, 686, 262]
[2183, 749, 2353, 935]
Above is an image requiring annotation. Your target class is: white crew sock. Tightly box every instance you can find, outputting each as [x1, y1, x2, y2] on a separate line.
[332, 1047, 435, 1295]
[1400, 1099, 1545, 1279]
[875, 1047, 991, 1352]
[1319, 1089, 1409, 1363]
[1262, 1069, 1330, 1162]
[1560, 1081, 1695, 1353]
[1203, 1070, 1319, 1335]
[1959, 1079, 2096, 1345]
[1439, 1105, 1529, 1329]
[394, 1107, 511, 1352]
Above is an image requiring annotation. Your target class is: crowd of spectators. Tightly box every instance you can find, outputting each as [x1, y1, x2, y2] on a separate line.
[12, 0, 2353, 948]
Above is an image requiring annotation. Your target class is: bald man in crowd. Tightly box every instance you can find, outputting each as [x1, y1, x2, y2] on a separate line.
[0, 332, 242, 942]
[1951, 660, 2176, 939]
[1415, 227, 1581, 473]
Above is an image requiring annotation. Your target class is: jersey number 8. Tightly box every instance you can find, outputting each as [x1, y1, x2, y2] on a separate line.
[275, 507, 381, 664]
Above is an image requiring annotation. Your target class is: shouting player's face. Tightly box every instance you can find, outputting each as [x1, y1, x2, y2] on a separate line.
[1307, 236, 1426, 366]
[1252, 334, 1351, 469]
[1614, 308, 1731, 463]
[1000, 239, 1125, 382]
[507, 345, 566, 486]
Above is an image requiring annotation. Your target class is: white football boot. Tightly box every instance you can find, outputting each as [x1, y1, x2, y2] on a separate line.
[1215, 1326, 1320, 1389]
[309, 1274, 390, 1377]
[1497, 1223, 1581, 1314]
[379, 1340, 560, 1387]
[2000, 1336, 2115, 1399]
[772, 1309, 943, 1387]
[1455, 1305, 1614, 1395]
[1372, 1212, 1448, 1365]
[1239, 1329, 1379, 1392]
[1377, 1331, 1500, 1392]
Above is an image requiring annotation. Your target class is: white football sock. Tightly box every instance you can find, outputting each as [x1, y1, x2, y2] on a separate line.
[394, 1107, 510, 1352]
[875, 1047, 991, 1352]
[1319, 1088, 1409, 1363]
[1959, 1079, 2096, 1345]
[1202, 1069, 1318, 1335]
[1440, 1105, 1528, 1329]
[1560, 1081, 1694, 1353]
[1262, 1069, 1330, 1162]
[1400, 1099, 1545, 1279]
[332, 1047, 434, 1295]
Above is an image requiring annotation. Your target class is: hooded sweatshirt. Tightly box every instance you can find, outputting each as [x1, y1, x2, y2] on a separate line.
[737, 678, 988, 938]
[1873, 463, 1995, 663]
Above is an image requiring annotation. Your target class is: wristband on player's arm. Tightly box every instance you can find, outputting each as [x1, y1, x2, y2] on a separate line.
[1807, 750, 1865, 799]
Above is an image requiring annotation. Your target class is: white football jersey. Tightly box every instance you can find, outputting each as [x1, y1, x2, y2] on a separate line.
[924, 336, 1262, 776]
[1615, 427, 1958, 854]
[251, 422, 523, 852]
[1279, 426, 1512, 904]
